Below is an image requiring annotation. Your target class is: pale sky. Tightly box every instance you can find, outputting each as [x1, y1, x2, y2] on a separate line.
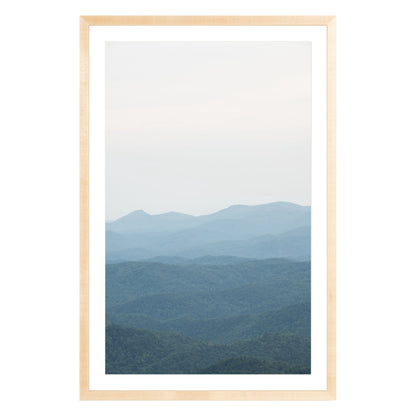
[106, 42, 311, 220]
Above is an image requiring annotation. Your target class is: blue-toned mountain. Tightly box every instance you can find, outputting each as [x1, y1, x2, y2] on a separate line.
[106, 202, 310, 262]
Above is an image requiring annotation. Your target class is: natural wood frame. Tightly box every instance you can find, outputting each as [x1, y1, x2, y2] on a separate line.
[80, 15, 336, 401]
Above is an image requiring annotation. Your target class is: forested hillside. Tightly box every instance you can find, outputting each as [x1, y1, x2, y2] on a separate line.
[106, 324, 310, 374]
[106, 202, 311, 374]
[106, 257, 311, 374]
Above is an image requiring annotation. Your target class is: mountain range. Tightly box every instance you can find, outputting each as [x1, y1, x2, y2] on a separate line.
[106, 201, 310, 262]
[106, 257, 311, 373]
[105, 201, 311, 374]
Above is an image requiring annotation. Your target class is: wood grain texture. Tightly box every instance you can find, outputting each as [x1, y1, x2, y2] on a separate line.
[79, 15, 89, 399]
[80, 389, 334, 401]
[80, 15, 335, 26]
[327, 16, 337, 400]
[79, 15, 336, 401]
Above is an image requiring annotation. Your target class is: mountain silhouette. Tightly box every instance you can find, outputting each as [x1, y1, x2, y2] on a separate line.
[106, 201, 310, 262]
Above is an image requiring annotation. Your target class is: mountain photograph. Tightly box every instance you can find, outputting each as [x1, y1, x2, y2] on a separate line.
[105, 41, 312, 375]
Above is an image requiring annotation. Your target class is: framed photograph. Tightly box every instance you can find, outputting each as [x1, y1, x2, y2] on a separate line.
[80, 15, 336, 401]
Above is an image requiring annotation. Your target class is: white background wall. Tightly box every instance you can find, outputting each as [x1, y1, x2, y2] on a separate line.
[1, 1, 415, 415]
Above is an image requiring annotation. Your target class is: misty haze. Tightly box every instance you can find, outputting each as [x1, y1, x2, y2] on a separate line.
[105, 42, 311, 374]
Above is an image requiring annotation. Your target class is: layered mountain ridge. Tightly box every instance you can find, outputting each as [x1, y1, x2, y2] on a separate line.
[106, 201, 311, 262]
[105, 201, 312, 374]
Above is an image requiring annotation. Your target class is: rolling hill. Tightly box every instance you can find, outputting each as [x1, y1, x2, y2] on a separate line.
[105, 202, 312, 374]
[107, 301, 310, 344]
[106, 324, 310, 374]
[193, 357, 310, 374]
[106, 258, 310, 308]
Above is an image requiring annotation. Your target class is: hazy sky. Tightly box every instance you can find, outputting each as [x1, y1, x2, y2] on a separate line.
[106, 42, 311, 220]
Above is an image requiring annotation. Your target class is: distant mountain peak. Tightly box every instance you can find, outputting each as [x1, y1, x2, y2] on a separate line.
[155, 211, 195, 218]
[113, 201, 309, 222]
[106, 201, 311, 237]
[128, 209, 149, 216]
